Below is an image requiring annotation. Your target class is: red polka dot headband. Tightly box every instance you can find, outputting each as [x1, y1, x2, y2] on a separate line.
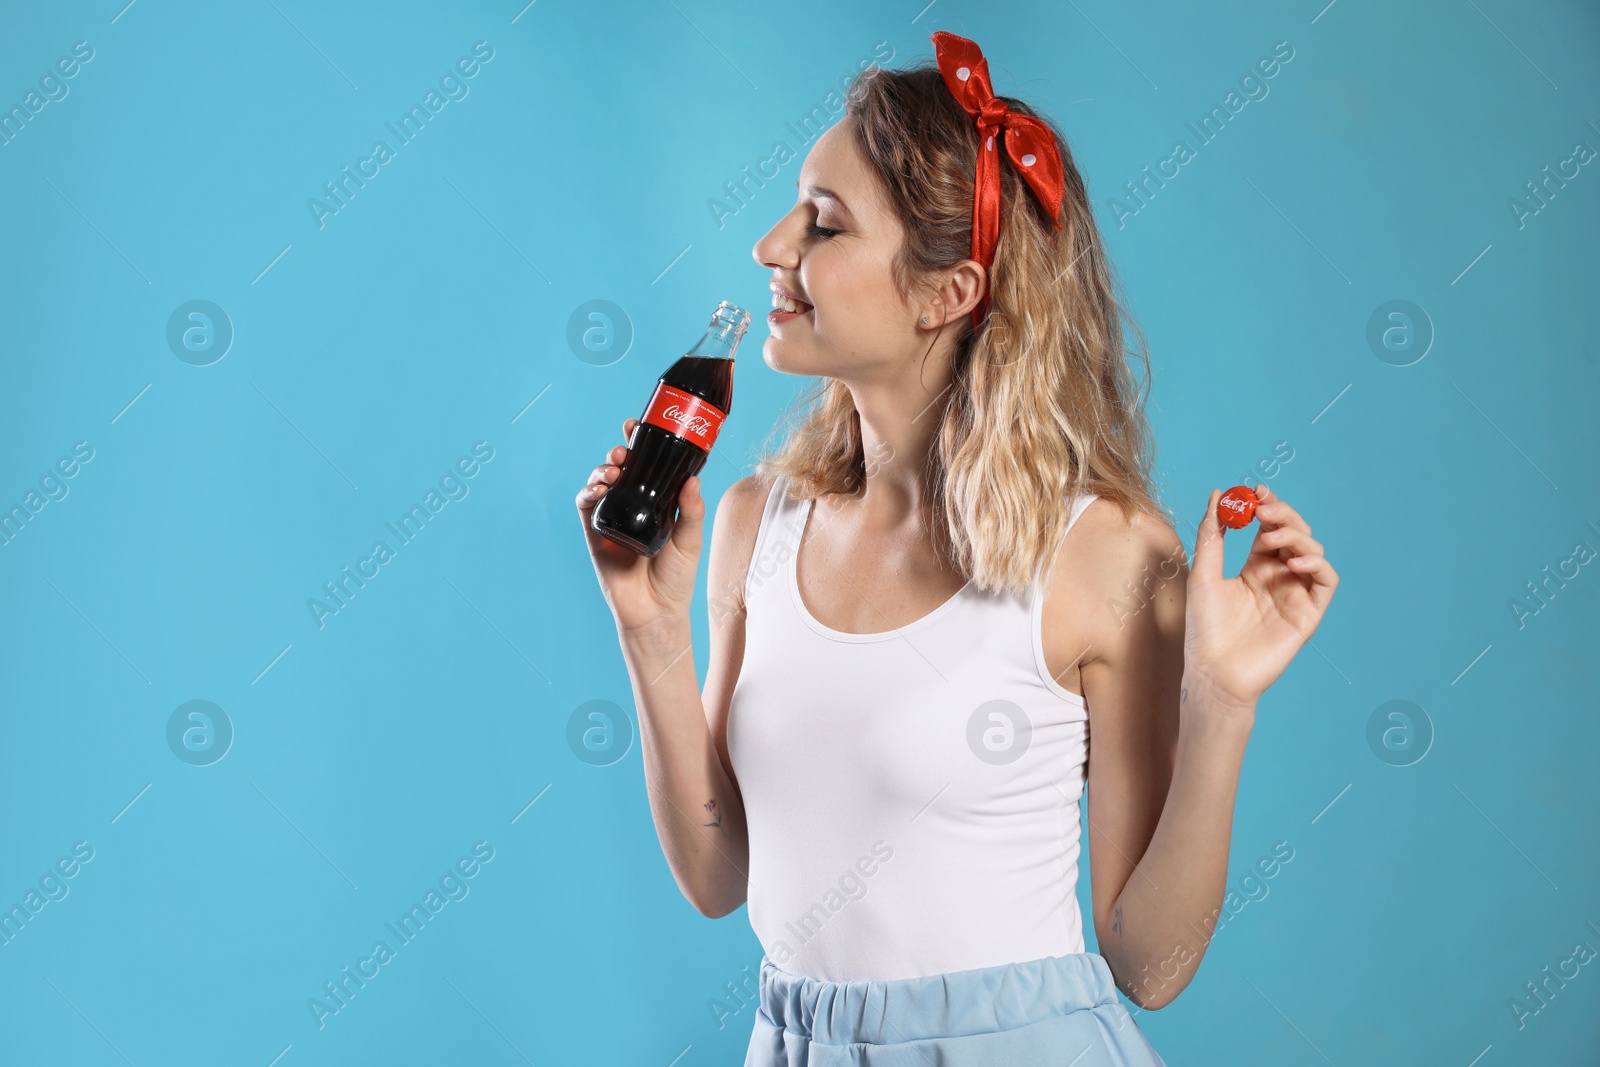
[931, 31, 1067, 326]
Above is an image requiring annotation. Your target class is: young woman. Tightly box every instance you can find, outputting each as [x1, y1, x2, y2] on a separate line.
[578, 31, 1337, 1065]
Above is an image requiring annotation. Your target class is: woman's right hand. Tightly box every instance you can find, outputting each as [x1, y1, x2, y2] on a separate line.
[577, 417, 708, 638]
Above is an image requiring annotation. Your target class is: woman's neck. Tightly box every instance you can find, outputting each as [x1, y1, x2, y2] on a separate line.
[845, 374, 953, 527]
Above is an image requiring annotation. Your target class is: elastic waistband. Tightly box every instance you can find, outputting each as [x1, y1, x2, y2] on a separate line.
[756, 952, 1124, 1046]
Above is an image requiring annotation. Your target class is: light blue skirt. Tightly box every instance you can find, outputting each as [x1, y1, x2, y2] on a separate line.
[745, 951, 1167, 1066]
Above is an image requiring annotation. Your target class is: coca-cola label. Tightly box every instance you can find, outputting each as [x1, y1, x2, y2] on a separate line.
[640, 382, 726, 451]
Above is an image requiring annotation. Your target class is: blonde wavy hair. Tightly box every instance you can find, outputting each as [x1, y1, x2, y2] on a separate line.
[753, 60, 1166, 597]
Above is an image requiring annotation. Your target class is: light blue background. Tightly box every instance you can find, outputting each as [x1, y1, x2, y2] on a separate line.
[1, 1, 1597, 1064]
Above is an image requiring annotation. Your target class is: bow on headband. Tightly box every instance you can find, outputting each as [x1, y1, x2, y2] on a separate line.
[931, 31, 1066, 326]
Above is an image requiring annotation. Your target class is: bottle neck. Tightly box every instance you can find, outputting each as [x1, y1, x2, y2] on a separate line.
[687, 303, 750, 359]
[687, 328, 737, 359]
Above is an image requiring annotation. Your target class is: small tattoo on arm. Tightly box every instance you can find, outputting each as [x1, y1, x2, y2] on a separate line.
[703, 798, 729, 838]
[1111, 903, 1124, 938]
[1181, 686, 1188, 704]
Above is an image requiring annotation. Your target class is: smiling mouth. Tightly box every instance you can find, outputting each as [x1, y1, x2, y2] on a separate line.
[771, 291, 814, 314]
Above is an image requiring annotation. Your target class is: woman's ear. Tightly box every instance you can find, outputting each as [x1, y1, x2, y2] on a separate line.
[921, 260, 987, 327]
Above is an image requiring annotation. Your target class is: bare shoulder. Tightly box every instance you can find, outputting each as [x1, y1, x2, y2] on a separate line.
[714, 472, 775, 533]
[705, 473, 778, 624]
[1040, 495, 1188, 688]
[703, 473, 777, 791]
[1071, 496, 1185, 577]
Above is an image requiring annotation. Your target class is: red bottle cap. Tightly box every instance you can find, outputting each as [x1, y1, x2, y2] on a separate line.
[1217, 485, 1259, 529]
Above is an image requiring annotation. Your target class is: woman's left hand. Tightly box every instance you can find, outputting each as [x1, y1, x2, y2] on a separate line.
[1184, 484, 1340, 713]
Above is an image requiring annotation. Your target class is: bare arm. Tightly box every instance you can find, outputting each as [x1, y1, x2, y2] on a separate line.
[1082, 545, 1252, 1013]
[578, 425, 767, 917]
[617, 612, 752, 919]
[1049, 502, 1236, 1011]
[1049, 486, 1336, 1010]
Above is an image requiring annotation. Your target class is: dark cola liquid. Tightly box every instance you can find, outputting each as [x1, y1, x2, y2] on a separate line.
[591, 354, 736, 557]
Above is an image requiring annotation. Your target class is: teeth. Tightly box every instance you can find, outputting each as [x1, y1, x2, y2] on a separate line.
[771, 291, 806, 313]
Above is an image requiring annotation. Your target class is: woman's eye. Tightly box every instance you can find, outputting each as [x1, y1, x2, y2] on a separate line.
[807, 223, 842, 239]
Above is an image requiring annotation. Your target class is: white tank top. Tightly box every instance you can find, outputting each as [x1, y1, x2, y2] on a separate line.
[727, 474, 1100, 982]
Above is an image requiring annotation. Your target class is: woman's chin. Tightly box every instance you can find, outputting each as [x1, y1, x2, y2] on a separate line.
[761, 338, 818, 376]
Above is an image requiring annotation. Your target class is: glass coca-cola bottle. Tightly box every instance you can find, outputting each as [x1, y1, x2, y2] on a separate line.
[590, 301, 751, 556]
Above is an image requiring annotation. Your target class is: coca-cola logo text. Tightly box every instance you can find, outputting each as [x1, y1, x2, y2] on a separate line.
[662, 405, 712, 439]
[641, 383, 724, 450]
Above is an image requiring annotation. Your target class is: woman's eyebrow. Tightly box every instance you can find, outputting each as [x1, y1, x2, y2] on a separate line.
[800, 182, 855, 219]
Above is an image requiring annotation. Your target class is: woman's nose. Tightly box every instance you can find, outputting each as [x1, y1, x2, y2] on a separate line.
[752, 214, 798, 269]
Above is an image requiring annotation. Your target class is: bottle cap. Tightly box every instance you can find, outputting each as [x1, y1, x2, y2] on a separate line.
[1217, 485, 1259, 529]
